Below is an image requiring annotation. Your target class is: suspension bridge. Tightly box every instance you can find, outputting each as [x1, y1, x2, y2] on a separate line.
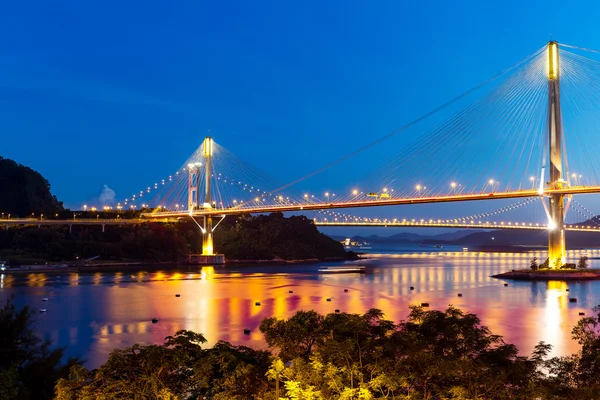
[48, 41, 600, 266]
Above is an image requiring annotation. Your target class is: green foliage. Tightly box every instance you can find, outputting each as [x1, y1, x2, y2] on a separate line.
[0, 157, 63, 217]
[55, 332, 271, 400]
[577, 255, 589, 269]
[52, 306, 600, 399]
[0, 298, 79, 400]
[260, 307, 547, 399]
[530, 256, 538, 271]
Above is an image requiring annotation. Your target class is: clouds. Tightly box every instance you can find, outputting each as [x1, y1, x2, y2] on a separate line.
[99, 185, 116, 204]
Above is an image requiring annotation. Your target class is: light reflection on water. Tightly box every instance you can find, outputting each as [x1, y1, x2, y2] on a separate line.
[0, 250, 598, 368]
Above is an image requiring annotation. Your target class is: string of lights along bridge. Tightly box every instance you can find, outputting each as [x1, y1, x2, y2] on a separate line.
[102, 41, 600, 265]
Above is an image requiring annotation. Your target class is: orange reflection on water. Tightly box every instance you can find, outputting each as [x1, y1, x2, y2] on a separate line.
[5, 255, 595, 368]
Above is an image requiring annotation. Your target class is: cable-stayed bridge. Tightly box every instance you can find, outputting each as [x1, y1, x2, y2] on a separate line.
[80, 41, 600, 266]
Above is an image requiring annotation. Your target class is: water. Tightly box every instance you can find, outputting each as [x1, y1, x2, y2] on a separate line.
[1, 246, 598, 368]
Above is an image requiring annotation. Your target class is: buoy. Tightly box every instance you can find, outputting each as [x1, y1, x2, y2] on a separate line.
[288, 290, 293, 293]
[255, 301, 261, 306]
[421, 302, 430, 307]
[344, 289, 348, 292]
[569, 298, 577, 303]
[39, 309, 47, 312]
[152, 318, 158, 323]
[175, 294, 180, 297]
[335, 309, 340, 313]
[243, 329, 251, 335]
[566, 289, 570, 292]
[458, 293, 463, 297]
[579, 312, 585, 316]
[410, 286, 415, 290]
[504, 283, 508, 287]
[326, 298, 332, 302]
[42, 297, 48, 302]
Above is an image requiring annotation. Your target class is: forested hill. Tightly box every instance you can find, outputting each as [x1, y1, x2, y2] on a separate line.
[0, 157, 63, 216]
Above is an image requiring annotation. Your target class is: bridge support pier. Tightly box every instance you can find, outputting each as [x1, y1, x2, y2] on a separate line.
[202, 215, 213, 256]
[548, 194, 565, 267]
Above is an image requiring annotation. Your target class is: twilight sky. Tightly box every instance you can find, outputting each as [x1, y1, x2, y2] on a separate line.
[2, 1, 600, 221]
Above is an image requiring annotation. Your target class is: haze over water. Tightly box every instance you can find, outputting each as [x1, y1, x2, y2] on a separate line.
[1, 245, 599, 368]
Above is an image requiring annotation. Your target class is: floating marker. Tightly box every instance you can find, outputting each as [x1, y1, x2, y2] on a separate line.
[152, 318, 158, 323]
[243, 329, 251, 335]
[579, 312, 585, 316]
[566, 289, 570, 292]
[569, 298, 577, 303]
[504, 283, 509, 287]
[326, 298, 332, 302]
[410, 286, 415, 290]
[335, 309, 340, 313]
[255, 301, 261, 306]
[421, 302, 430, 307]
[288, 290, 293, 293]
[344, 289, 348, 292]
[458, 293, 463, 297]
[175, 294, 180, 297]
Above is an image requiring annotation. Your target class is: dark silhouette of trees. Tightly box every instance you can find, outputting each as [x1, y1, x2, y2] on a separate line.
[213, 212, 349, 260]
[0, 299, 78, 400]
[0, 157, 63, 217]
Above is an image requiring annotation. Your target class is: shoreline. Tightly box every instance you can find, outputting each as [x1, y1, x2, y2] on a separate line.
[0, 256, 361, 274]
[492, 269, 600, 281]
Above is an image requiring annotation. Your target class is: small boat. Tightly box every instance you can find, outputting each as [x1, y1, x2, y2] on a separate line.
[39, 309, 47, 313]
[318, 266, 366, 274]
[42, 298, 48, 302]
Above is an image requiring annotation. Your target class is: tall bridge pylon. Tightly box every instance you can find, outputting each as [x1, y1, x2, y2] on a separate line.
[202, 136, 214, 256]
[546, 41, 567, 266]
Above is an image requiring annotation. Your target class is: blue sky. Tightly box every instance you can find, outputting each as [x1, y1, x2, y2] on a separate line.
[2, 0, 600, 221]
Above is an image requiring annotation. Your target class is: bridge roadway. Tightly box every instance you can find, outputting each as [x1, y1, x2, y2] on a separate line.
[3, 218, 600, 233]
[141, 186, 600, 218]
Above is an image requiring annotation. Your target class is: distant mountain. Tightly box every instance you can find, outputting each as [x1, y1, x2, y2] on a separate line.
[325, 225, 600, 250]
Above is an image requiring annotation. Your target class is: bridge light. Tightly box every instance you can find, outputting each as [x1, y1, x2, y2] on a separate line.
[203, 137, 213, 156]
[416, 185, 421, 190]
[548, 220, 557, 230]
[488, 179, 494, 185]
[352, 189, 358, 195]
[548, 41, 559, 80]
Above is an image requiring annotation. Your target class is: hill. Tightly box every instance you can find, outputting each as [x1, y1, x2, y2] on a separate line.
[0, 157, 63, 216]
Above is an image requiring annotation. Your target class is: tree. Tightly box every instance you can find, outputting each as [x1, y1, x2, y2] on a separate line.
[0, 298, 78, 400]
[577, 256, 589, 269]
[530, 257, 539, 271]
[56, 330, 206, 399]
[260, 310, 327, 360]
[553, 257, 563, 269]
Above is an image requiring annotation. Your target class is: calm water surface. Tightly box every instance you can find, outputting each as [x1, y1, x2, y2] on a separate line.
[1, 245, 599, 368]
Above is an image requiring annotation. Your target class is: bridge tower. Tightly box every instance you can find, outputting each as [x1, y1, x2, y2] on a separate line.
[187, 162, 201, 211]
[547, 41, 566, 266]
[202, 136, 214, 255]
